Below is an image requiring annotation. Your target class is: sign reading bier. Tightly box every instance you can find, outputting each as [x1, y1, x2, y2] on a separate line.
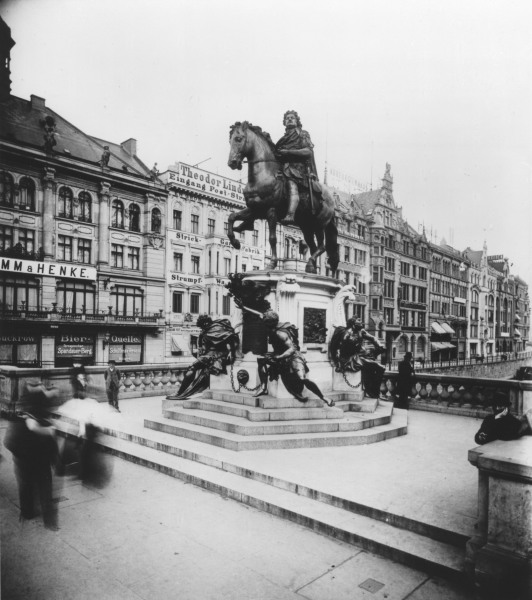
[0, 258, 97, 280]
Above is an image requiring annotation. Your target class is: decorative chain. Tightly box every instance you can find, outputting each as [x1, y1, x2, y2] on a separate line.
[230, 365, 263, 393]
[342, 370, 363, 389]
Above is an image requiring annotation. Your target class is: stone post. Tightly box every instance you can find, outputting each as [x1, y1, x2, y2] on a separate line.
[41, 167, 55, 259]
[98, 181, 111, 266]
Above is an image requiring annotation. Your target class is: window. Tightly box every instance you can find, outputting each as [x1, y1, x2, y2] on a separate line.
[372, 297, 380, 310]
[242, 264, 247, 272]
[412, 265, 417, 278]
[400, 283, 410, 301]
[129, 203, 140, 231]
[385, 257, 395, 272]
[77, 238, 92, 264]
[190, 293, 200, 314]
[18, 229, 34, 253]
[18, 177, 35, 210]
[112, 199, 125, 228]
[418, 287, 427, 303]
[58, 187, 74, 219]
[224, 222, 229, 235]
[0, 225, 13, 251]
[222, 295, 231, 315]
[191, 255, 200, 274]
[357, 224, 365, 238]
[400, 262, 410, 276]
[128, 246, 140, 270]
[58, 235, 73, 261]
[112, 286, 144, 316]
[0, 172, 15, 206]
[417, 312, 426, 328]
[172, 291, 183, 313]
[173, 252, 183, 271]
[173, 210, 182, 230]
[56, 281, 95, 314]
[252, 229, 259, 246]
[208, 218, 215, 235]
[344, 247, 350, 262]
[372, 266, 383, 283]
[191, 214, 199, 234]
[418, 267, 427, 280]
[151, 208, 161, 233]
[224, 257, 231, 275]
[78, 192, 92, 222]
[384, 279, 395, 298]
[111, 244, 124, 268]
[384, 307, 394, 325]
[0, 275, 40, 310]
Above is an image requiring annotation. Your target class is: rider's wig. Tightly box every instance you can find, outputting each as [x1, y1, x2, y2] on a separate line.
[346, 317, 364, 330]
[283, 110, 302, 128]
[196, 314, 213, 330]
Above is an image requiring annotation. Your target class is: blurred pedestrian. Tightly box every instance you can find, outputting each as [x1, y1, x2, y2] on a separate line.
[3, 378, 59, 529]
[395, 352, 415, 409]
[70, 360, 88, 399]
[475, 392, 532, 445]
[104, 359, 121, 411]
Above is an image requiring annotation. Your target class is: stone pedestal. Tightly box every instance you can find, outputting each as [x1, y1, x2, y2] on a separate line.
[467, 438, 532, 600]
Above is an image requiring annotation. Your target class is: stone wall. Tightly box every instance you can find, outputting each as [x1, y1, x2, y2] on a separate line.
[419, 357, 531, 379]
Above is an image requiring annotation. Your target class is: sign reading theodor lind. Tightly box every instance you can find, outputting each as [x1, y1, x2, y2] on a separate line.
[162, 163, 245, 202]
[0, 258, 97, 280]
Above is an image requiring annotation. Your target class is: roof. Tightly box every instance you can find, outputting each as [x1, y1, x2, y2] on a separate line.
[350, 189, 383, 215]
[0, 95, 152, 177]
[463, 248, 483, 266]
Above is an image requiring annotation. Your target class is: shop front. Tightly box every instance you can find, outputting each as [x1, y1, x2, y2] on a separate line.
[0, 329, 41, 367]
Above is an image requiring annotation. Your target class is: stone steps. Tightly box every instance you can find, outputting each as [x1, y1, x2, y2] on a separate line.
[82, 428, 467, 581]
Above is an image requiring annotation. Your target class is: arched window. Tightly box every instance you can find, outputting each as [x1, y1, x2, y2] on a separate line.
[417, 337, 426, 355]
[398, 335, 408, 353]
[112, 199, 124, 228]
[284, 238, 291, 259]
[18, 177, 35, 210]
[58, 187, 73, 218]
[129, 203, 140, 232]
[0, 172, 15, 206]
[151, 208, 161, 233]
[78, 191, 92, 222]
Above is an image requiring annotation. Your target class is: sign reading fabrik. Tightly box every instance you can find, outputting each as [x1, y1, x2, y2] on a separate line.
[162, 163, 245, 202]
[0, 258, 97, 280]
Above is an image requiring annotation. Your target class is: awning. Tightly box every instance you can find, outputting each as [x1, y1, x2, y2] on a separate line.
[514, 329, 521, 338]
[440, 342, 456, 349]
[441, 323, 456, 335]
[171, 334, 188, 353]
[430, 342, 446, 350]
[431, 322, 446, 335]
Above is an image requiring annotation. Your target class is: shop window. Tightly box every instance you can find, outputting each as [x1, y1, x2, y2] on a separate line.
[128, 203, 140, 231]
[78, 191, 92, 222]
[108, 333, 143, 364]
[58, 187, 74, 218]
[0, 332, 40, 366]
[56, 281, 95, 314]
[18, 177, 35, 211]
[58, 235, 73, 261]
[0, 172, 15, 206]
[77, 238, 92, 264]
[190, 293, 200, 314]
[112, 286, 144, 316]
[0, 275, 40, 311]
[111, 199, 125, 228]
[172, 291, 183, 313]
[54, 332, 95, 367]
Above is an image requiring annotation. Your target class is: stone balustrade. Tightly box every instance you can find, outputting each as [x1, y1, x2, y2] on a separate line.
[381, 371, 532, 418]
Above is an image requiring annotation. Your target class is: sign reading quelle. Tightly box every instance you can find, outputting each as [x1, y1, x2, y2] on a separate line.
[55, 334, 94, 357]
[0, 258, 97, 280]
[163, 163, 245, 202]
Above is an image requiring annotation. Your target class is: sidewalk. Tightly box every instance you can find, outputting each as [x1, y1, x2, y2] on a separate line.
[0, 398, 479, 600]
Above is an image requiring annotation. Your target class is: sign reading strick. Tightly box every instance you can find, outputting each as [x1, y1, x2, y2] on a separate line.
[0, 258, 97, 280]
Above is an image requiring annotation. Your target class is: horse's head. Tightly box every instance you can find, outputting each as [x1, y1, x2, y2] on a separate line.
[228, 121, 249, 170]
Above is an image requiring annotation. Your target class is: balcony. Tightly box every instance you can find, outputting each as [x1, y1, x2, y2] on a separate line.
[0, 304, 162, 327]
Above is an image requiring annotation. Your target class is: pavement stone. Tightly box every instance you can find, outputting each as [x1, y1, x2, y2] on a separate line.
[0, 397, 479, 599]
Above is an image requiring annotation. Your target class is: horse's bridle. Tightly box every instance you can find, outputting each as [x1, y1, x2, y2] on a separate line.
[232, 127, 278, 166]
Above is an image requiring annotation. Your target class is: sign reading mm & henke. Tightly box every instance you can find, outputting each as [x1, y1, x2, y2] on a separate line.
[0, 258, 97, 280]
[162, 163, 245, 202]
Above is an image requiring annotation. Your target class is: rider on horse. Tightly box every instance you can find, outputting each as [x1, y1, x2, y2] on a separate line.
[275, 110, 320, 226]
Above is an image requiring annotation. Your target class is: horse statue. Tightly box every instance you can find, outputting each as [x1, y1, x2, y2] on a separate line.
[227, 121, 339, 274]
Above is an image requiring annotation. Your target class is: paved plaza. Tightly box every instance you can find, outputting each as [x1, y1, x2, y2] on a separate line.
[0, 398, 480, 600]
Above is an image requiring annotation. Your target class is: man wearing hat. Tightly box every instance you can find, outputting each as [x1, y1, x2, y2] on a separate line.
[474, 392, 532, 445]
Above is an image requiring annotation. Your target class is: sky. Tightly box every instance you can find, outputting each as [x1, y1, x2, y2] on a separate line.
[2, 0, 532, 283]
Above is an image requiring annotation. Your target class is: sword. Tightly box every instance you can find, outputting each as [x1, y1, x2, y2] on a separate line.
[307, 166, 316, 215]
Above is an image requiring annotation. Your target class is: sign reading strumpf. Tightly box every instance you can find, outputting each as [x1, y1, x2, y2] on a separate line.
[0, 258, 97, 280]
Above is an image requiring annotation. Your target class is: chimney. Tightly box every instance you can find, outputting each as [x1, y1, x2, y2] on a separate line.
[0, 17, 15, 101]
[121, 138, 137, 156]
[31, 95, 46, 110]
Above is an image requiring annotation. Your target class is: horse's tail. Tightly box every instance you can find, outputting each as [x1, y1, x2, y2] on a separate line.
[325, 220, 339, 272]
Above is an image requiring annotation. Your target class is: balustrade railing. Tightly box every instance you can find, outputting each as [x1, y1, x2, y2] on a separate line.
[0, 305, 161, 324]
